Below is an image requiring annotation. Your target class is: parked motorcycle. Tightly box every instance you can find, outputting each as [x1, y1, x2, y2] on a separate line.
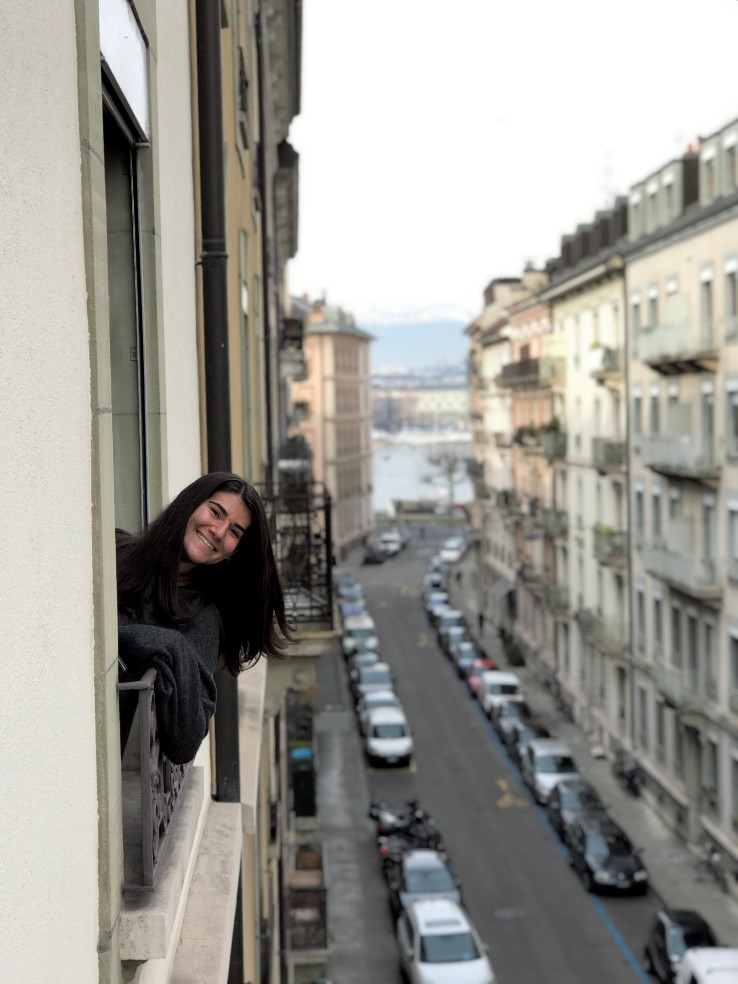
[368, 799, 432, 835]
[611, 748, 644, 797]
[377, 829, 446, 872]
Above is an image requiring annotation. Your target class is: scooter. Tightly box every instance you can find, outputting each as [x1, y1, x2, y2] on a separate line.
[611, 749, 644, 797]
[368, 799, 433, 835]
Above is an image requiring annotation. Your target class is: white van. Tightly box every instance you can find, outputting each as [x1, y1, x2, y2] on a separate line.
[675, 947, 738, 984]
[342, 612, 378, 658]
[477, 670, 525, 717]
[364, 706, 414, 767]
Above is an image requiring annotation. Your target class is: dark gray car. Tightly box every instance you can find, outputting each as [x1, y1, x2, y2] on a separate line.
[545, 778, 607, 841]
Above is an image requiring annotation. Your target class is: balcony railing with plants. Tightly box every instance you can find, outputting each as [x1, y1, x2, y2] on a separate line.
[542, 424, 567, 461]
[286, 844, 328, 951]
[590, 345, 624, 381]
[592, 438, 625, 472]
[540, 507, 567, 538]
[643, 531, 722, 602]
[593, 524, 626, 566]
[499, 357, 541, 387]
[542, 582, 569, 613]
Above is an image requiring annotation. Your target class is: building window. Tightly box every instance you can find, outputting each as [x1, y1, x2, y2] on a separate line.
[635, 489, 644, 543]
[700, 270, 714, 341]
[671, 605, 683, 668]
[728, 145, 738, 191]
[648, 287, 659, 329]
[652, 487, 662, 541]
[726, 262, 738, 340]
[636, 586, 646, 649]
[655, 699, 665, 760]
[705, 622, 716, 693]
[704, 158, 716, 200]
[653, 596, 663, 656]
[631, 298, 641, 334]
[687, 615, 699, 690]
[638, 685, 649, 750]
[649, 387, 660, 435]
[675, 720, 685, 778]
[633, 392, 642, 441]
[729, 504, 738, 580]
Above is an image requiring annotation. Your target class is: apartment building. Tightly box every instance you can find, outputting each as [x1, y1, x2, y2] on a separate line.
[291, 300, 374, 555]
[2, 3, 335, 984]
[539, 201, 630, 750]
[627, 117, 738, 862]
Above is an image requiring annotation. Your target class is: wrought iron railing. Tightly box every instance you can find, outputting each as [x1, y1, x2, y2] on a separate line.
[287, 885, 328, 950]
[500, 357, 541, 386]
[119, 668, 191, 890]
[255, 481, 334, 627]
[542, 430, 567, 461]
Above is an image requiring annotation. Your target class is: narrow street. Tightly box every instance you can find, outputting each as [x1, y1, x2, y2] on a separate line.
[318, 531, 657, 984]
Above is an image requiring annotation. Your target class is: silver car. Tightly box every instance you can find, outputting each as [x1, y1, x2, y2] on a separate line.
[397, 898, 495, 984]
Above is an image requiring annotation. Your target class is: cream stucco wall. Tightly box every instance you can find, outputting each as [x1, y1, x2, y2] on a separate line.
[0, 3, 99, 981]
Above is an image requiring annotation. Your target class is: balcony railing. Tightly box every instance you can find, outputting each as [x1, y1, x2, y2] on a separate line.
[119, 668, 191, 890]
[642, 435, 720, 480]
[496, 488, 518, 512]
[542, 582, 569, 613]
[286, 850, 328, 951]
[256, 481, 334, 627]
[577, 609, 627, 657]
[542, 429, 567, 461]
[635, 295, 718, 371]
[593, 525, 626, 566]
[540, 507, 567, 538]
[643, 540, 722, 601]
[499, 357, 541, 387]
[591, 346, 624, 382]
[592, 438, 625, 473]
[494, 431, 513, 448]
[655, 663, 686, 705]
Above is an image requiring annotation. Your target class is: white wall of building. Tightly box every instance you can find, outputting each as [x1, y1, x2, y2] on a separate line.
[0, 4, 99, 982]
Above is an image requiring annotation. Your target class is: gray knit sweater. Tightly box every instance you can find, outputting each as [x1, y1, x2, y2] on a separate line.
[118, 603, 221, 764]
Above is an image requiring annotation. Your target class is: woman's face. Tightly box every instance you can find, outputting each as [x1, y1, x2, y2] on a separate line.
[181, 491, 252, 569]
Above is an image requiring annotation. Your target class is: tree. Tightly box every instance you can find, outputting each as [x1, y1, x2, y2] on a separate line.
[424, 447, 467, 514]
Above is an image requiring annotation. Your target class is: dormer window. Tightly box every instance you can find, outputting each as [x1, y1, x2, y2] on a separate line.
[726, 136, 738, 192]
[703, 148, 717, 201]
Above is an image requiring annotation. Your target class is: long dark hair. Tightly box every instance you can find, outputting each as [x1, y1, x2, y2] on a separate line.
[116, 472, 291, 673]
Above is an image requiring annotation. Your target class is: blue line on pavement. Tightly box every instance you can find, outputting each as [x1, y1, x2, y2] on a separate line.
[472, 699, 650, 984]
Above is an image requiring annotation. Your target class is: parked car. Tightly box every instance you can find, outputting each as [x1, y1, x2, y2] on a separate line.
[440, 536, 466, 564]
[348, 650, 380, 679]
[342, 612, 378, 658]
[333, 568, 358, 589]
[674, 947, 738, 984]
[429, 554, 450, 576]
[351, 661, 394, 703]
[521, 738, 579, 805]
[489, 699, 524, 740]
[454, 641, 480, 678]
[356, 689, 402, 735]
[364, 706, 413, 767]
[422, 571, 445, 592]
[424, 590, 449, 617]
[434, 607, 464, 639]
[386, 849, 461, 920]
[465, 658, 497, 698]
[337, 581, 363, 602]
[545, 778, 607, 842]
[644, 909, 718, 982]
[450, 638, 476, 664]
[379, 529, 406, 557]
[397, 899, 495, 984]
[362, 545, 387, 565]
[477, 671, 525, 718]
[566, 813, 648, 894]
[507, 719, 550, 769]
[439, 624, 466, 658]
[339, 597, 365, 620]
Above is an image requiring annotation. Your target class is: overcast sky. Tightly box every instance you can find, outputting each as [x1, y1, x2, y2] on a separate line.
[288, 0, 738, 326]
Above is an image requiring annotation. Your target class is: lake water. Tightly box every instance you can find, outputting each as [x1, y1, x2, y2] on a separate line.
[372, 437, 473, 515]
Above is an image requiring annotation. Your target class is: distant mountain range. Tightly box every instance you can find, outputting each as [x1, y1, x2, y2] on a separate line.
[362, 319, 468, 374]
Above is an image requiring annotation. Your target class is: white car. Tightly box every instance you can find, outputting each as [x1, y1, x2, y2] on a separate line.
[520, 738, 579, 805]
[351, 661, 394, 703]
[477, 671, 525, 717]
[356, 689, 401, 735]
[380, 530, 404, 556]
[364, 706, 413, 767]
[342, 612, 378, 658]
[440, 536, 466, 564]
[397, 898, 495, 984]
[675, 948, 738, 984]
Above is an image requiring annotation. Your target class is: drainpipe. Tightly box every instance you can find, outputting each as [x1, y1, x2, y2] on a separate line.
[195, 0, 241, 808]
[256, 10, 275, 486]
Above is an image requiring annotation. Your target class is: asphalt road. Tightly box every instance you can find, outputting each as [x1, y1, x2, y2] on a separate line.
[345, 532, 659, 984]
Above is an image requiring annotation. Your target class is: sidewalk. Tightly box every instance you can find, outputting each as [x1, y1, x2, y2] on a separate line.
[448, 552, 738, 946]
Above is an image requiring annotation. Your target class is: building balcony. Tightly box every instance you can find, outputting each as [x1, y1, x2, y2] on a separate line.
[593, 524, 626, 566]
[519, 559, 545, 589]
[577, 608, 627, 657]
[642, 435, 720, 483]
[635, 297, 719, 374]
[592, 437, 625, 474]
[540, 507, 568, 538]
[257, 480, 334, 630]
[643, 540, 723, 603]
[494, 431, 513, 448]
[286, 845, 328, 967]
[542, 429, 567, 461]
[499, 357, 541, 387]
[591, 346, 624, 386]
[496, 488, 518, 512]
[542, 582, 569, 614]
[654, 663, 687, 706]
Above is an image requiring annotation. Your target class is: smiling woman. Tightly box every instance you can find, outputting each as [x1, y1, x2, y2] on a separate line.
[116, 472, 291, 763]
